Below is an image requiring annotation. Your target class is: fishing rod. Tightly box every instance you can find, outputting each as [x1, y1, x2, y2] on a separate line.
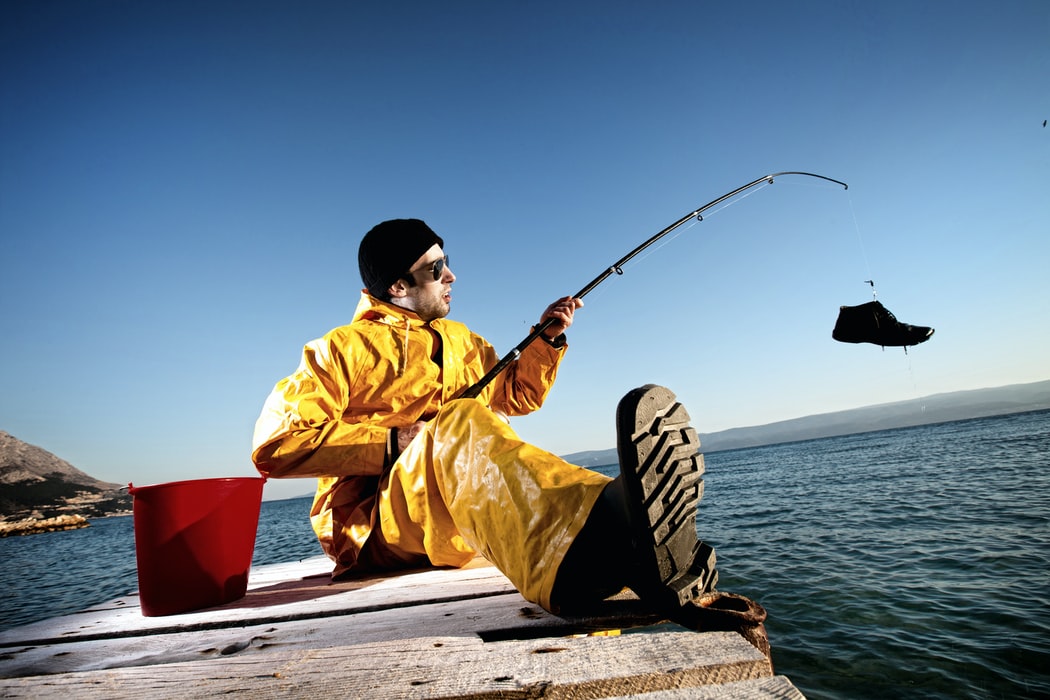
[460, 171, 848, 400]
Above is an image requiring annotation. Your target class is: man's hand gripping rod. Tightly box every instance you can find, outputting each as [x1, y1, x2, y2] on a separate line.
[459, 171, 848, 400]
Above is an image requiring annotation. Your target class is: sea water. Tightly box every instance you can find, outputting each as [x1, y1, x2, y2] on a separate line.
[695, 409, 1050, 699]
[1, 410, 1048, 699]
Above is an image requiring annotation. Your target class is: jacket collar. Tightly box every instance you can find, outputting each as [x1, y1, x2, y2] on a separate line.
[352, 291, 432, 328]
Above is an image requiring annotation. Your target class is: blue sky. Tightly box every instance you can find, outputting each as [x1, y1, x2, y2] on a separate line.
[2, 1, 1047, 502]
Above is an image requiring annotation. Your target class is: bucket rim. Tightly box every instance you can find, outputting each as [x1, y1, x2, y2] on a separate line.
[128, 475, 266, 495]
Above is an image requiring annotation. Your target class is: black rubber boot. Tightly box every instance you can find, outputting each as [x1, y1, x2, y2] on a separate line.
[551, 384, 717, 613]
[549, 479, 632, 612]
[615, 384, 717, 609]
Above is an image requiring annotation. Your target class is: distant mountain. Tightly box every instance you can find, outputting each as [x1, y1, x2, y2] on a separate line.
[562, 380, 1050, 467]
[0, 432, 131, 519]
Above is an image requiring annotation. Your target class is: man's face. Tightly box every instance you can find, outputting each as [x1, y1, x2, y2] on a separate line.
[391, 243, 456, 321]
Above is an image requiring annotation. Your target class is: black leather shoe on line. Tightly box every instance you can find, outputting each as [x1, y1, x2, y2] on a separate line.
[616, 384, 717, 609]
[832, 300, 934, 348]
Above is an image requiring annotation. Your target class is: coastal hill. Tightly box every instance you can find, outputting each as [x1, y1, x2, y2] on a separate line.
[0, 431, 130, 521]
[563, 379, 1050, 467]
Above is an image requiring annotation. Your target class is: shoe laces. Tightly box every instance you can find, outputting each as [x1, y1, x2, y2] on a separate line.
[872, 302, 899, 327]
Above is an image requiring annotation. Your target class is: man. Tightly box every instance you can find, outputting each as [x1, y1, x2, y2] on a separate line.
[252, 218, 715, 613]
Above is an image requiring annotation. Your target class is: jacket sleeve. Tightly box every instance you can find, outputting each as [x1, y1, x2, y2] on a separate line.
[486, 331, 567, 416]
[251, 337, 388, 479]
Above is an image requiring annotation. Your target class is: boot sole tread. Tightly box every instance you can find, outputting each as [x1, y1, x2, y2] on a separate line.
[617, 384, 717, 607]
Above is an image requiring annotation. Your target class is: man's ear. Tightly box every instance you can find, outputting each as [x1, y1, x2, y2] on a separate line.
[387, 278, 409, 298]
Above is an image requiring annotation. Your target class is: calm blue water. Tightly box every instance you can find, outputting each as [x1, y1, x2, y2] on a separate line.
[698, 410, 1050, 700]
[2, 410, 1048, 699]
[0, 495, 324, 633]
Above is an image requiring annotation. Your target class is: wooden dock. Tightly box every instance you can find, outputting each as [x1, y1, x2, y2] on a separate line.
[0, 555, 805, 698]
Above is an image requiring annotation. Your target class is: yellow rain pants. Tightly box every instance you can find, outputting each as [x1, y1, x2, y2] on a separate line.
[378, 399, 609, 609]
[252, 292, 609, 610]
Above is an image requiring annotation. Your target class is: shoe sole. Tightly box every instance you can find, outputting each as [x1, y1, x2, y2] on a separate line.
[616, 384, 717, 608]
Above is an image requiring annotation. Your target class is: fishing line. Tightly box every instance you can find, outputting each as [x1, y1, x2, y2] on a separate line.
[906, 355, 926, 415]
[626, 215, 701, 269]
[846, 192, 876, 299]
[633, 177, 845, 275]
[628, 181, 773, 270]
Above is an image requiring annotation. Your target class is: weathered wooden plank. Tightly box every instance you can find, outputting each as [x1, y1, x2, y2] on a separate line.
[1, 555, 802, 698]
[0, 631, 774, 699]
[604, 677, 806, 699]
[0, 593, 551, 677]
[242, 556, 335, 585]
[0, 557, 514, 647]
[0, 582, 680, 679]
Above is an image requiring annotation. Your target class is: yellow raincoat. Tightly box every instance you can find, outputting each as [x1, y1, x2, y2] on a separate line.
[252, 292, 610, 610]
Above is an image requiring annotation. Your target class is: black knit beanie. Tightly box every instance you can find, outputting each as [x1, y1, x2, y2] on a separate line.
[358, 219, 444, 298]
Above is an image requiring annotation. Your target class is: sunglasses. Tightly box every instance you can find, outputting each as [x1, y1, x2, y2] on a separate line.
[408, 255, 449, 281]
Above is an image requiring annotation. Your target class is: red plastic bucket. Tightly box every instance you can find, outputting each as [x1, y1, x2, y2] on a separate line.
[129, 477, 265, 617]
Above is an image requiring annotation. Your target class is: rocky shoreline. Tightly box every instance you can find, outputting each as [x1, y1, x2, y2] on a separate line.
[0, 514, 92, 537]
